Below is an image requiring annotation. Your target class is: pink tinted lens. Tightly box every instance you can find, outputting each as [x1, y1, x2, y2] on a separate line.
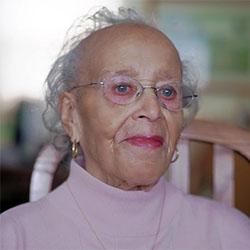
[158, 84, 181, 111]
[103, 76, 139, 104]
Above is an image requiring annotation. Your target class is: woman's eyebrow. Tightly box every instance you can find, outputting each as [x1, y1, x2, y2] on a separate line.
[99, 67, 138, 79]
[114, 67, 138, 77]
[154, 70, 175, 81]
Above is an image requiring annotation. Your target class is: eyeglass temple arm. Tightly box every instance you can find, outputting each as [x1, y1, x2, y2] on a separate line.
[183, 94, 198, 99]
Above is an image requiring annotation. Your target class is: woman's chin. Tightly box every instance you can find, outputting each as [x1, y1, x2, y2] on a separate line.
[121, 164, 165, 190]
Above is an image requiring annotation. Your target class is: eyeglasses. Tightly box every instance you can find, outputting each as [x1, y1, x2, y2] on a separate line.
[70, 75, 198, 112]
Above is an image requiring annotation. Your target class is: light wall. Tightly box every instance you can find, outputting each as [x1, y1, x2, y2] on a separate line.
[0, 0, 122, 102]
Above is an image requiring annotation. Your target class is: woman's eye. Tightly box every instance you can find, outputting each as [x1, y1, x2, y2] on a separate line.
[113, 82, 135, 96]
[116, 84, 130, 93]
[160, 86, 177, 99]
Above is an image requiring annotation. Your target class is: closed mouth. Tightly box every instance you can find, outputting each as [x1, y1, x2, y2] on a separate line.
[124, 135, 164, 149]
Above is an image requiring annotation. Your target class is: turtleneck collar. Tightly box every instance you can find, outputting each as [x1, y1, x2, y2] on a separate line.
[66, 160, 182, 237]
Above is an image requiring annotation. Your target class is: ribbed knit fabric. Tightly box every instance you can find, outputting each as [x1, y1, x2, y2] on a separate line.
[1, 160, 250, 249]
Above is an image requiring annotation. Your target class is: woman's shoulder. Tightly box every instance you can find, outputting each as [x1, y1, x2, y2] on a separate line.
[183, 193, 249, 222]
[1, 182, 66, 221]
[0, 197, 48, 249]
[163, 182, 250, 248]
[0, 183, 75, 249]
[180, 193, 250, 248]
[1, 184, 67, 232]
[164, 181, 249, 224]
[1, 195, 47, 230]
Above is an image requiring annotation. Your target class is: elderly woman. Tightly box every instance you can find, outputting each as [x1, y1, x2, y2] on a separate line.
[1, 7, 250, 250]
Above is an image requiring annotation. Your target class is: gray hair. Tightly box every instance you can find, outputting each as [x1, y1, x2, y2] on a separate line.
[43, 7, 199, 152]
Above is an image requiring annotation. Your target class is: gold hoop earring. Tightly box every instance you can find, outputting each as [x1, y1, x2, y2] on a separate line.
[72, 141, 79, 159]
[171, 148, 179, 163]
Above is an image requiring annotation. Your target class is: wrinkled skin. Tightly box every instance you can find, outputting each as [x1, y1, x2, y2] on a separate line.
[60, 23, 183, 190]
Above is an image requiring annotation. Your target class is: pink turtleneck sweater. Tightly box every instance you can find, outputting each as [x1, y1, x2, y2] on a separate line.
[1, 160, 250, 249]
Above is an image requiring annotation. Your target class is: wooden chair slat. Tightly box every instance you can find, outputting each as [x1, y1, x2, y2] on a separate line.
[213, 145, 235, 207]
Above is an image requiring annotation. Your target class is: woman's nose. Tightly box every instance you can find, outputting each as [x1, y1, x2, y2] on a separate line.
[132, 90, 162, 121]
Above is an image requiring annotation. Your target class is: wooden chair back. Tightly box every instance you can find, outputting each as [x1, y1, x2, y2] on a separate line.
[168, 120, 250, 207]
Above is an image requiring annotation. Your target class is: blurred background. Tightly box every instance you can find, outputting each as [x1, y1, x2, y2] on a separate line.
[1, 0, 250, 215]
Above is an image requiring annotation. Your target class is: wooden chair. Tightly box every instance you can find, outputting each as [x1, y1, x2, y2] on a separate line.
[168, 119, 250, 208]
[30, 119, 250, 210]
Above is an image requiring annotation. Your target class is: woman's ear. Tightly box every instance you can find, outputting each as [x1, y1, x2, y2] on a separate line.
[59, 91, 80, 142]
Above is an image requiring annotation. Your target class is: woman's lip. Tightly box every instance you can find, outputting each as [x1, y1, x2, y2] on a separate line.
[124, 136, 164, 149]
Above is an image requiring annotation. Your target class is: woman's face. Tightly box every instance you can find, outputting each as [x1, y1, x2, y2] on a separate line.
[62, 24, 183, 190]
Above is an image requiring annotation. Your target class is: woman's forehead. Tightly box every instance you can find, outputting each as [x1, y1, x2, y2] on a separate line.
[79, 23, 181, 81]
